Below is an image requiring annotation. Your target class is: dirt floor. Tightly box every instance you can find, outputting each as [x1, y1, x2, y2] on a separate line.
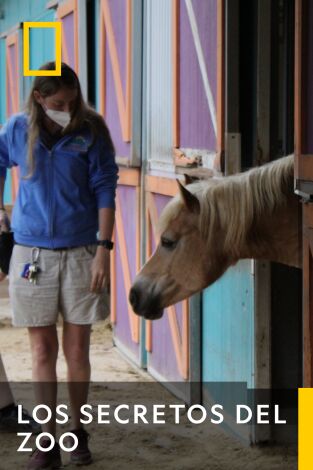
[0, 279, 297, 470]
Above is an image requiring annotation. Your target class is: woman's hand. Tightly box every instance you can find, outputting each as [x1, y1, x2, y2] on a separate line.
[0, 209, 10, 232]
[0, 209, 10, 281]
[90, 247, 110, 293]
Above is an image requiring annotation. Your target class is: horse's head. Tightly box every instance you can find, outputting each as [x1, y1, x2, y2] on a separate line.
[129, 177, 230, 320]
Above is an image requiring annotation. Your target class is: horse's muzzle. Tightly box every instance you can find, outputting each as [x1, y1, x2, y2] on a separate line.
[129, 285, 164, 320]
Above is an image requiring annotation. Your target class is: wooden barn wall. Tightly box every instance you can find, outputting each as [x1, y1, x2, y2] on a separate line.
[96, 0, 143, 365]
[178, 0, 217, 151]
[0, 36, 12, 205]
[57, 0, 79, 72]
[60, 8, 76, 67]
[110, 175, 141, 365]
[301, 0, 313, 154]
[97, 0, 132, 162]
[28, 10, 55, 70]
[23, 8, 56, 100]
[139, 0, 222, 404]
[145, 0, 174, 172]
[144, 189, 190, 385]
[0, 0, 48, 32]
[295, 0, 313, 387]
[0, 1, 258, 411]
[143, 0, 193, 391]
[202, 261, 254, 386]
[174, 0, 256, 434]
[0, 39, 6, 123]
[5, 31, 20, 201]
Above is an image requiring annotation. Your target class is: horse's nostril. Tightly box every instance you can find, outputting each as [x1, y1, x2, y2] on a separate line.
[129, 287, 139, 310]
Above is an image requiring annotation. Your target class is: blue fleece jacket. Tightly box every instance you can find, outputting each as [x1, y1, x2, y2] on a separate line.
[0, 113, 119, 248]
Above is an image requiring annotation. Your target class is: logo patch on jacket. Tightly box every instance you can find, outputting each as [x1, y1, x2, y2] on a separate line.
[63, 136, 89, 153]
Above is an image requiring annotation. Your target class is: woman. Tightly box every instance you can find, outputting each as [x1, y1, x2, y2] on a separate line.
[0, 62, 118, 469]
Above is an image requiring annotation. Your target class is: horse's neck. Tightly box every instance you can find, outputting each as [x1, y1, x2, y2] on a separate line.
[241, 190, 302, 268]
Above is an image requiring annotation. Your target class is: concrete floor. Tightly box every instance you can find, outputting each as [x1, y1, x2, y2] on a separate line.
[0, 278, 9, 320]
[0, 278, 8, 298]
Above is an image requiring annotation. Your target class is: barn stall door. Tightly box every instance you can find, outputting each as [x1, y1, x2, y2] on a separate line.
[57, 0, 79, 72]
[5, 31, 20, 203]
[0, 39, 5, 124]
[294, 0, 313, 387]
[98, 0, 143, 365]
[98, 0, 134, 164]
[57, 0, 88, 97]
[22, 9, 57, 103]
[173, 0, 255, 403]
[172, 0, 223, 168]
[110, 170, 141, 364]
[144, 182, 190, 391]
[28, 10, 56, 71]
[0, 37, 11, 205]
[141, 0, 202, 400]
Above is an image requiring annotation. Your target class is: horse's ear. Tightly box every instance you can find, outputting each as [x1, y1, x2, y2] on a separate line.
[176, 179, 200, 214]
[184, 174, 194, 185]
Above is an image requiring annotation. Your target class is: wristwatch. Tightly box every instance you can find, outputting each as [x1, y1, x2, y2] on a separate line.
[97, 239, 114, 250]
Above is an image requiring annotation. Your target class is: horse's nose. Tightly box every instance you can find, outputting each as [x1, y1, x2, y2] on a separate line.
[129, 286, 140, 311]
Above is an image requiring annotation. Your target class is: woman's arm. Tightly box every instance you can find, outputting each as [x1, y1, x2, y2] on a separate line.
[0, 122, 11, 174]
[88, 135, 119, 293]
[0, 176, 4, 209]
[0, 176, 7, 281]
[90, 208, 115, 293]
[0, 176, 9, 231]
[97, 207, 115, 241]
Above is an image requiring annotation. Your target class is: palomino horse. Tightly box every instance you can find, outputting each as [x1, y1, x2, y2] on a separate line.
[129, 155, 302, 320]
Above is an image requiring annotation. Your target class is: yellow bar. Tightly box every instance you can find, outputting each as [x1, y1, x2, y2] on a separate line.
[299, 388, 313, 469]
[23, 23, 30, 74]
[54, 22, 62, 75]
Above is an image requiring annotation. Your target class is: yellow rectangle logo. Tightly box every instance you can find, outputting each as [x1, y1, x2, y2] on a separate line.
[23, 22, 62, 76]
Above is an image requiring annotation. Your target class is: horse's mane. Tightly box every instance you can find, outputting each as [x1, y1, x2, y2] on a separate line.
[159, 155, 294, 257]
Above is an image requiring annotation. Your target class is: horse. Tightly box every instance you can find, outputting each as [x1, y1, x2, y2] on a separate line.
[129, 155, 302, 320]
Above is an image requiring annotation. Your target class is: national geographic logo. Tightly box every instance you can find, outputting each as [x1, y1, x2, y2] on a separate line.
[23, 22, 62, 76]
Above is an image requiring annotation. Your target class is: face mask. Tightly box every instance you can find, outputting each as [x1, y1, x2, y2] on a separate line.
[43, 106, 71, 129]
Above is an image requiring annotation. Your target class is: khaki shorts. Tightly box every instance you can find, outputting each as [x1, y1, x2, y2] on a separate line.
[8, 244, 110, 327]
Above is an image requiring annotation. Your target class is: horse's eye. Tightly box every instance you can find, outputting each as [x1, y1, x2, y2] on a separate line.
[161, 237, 177, 250]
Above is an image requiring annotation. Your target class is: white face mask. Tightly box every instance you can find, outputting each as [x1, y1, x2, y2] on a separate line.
[44, 107, 71, 129]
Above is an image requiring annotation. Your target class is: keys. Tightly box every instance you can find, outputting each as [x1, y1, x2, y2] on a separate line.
[20, 248, 41, 284]
[20, 262, 40, 284]
[28, 263, 39, 284]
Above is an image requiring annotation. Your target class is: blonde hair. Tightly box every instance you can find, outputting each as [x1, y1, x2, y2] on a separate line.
[196, 155, 294, 256]
[25, 61, 114, 177]
[159, 155, 294, 257]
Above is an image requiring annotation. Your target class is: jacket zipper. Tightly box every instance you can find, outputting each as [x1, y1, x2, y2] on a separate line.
[39, 133, 84, 248]
[40, 137, 71, 249]
[47, 150, 54, 248]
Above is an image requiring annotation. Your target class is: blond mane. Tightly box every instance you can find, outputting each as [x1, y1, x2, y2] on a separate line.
[159, 156, 294, 257]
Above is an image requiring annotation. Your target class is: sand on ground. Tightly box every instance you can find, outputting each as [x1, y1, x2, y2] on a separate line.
[0, 279, 297, 470]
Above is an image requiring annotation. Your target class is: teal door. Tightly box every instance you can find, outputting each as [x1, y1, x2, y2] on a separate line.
[202, 260, 254, 384]
[202, 260, 255, 441]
